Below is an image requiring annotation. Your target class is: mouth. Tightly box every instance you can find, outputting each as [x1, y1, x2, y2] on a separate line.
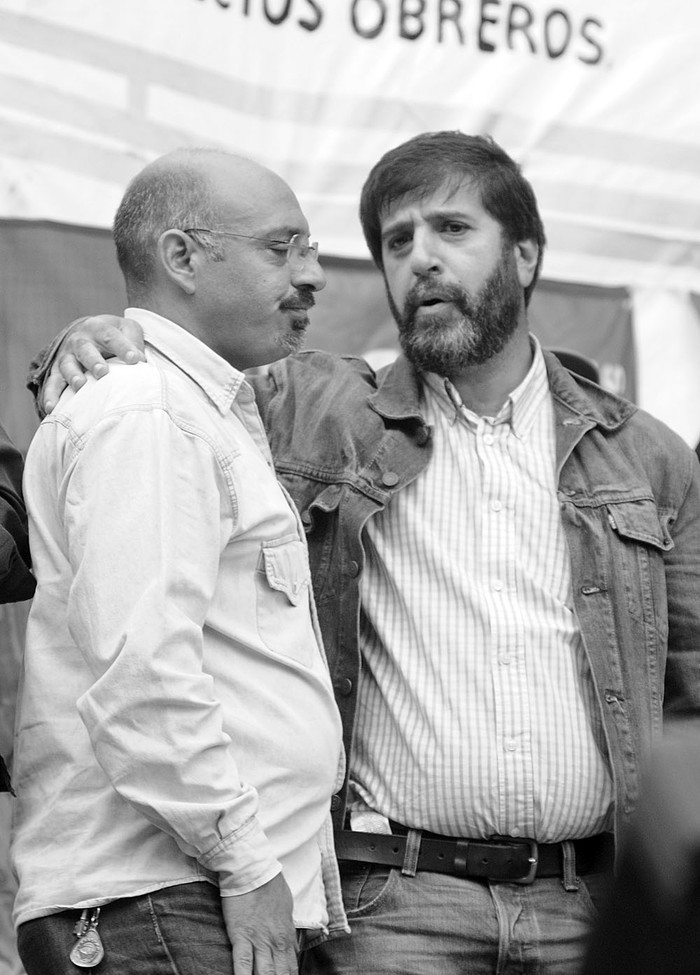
[413, 296, 454, 316]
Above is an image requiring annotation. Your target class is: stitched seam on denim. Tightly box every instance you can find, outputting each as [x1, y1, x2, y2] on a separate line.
[147, 894, 182, 975]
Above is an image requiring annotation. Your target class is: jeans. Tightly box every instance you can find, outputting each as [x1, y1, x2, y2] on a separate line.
[17, 881, 233, 975]
[301, 863, 611, 975]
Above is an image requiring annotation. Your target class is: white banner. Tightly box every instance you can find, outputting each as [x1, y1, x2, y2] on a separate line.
[1, 0, 699, 291]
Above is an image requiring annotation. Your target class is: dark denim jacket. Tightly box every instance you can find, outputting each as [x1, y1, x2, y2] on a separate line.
[254, 348, 700, 838]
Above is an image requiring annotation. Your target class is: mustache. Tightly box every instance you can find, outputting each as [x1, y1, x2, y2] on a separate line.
[279, 290, 316, 312]
[403, 281, 468, 318]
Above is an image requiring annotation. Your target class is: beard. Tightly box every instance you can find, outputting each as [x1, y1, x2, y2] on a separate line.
[277, 288, 315, 355]
[388, 246, 524, 380]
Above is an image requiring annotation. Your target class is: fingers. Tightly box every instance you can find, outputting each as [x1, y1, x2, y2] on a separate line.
[231, 936, 298, 975]
[71, 317, 146, 375]
[41, 358, 74, 415]
[222, 873, 297, 975]
[70, 335, 112, 379]
[121, 318, 147, 357]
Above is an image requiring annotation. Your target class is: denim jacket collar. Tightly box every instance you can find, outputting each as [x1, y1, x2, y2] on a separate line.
[543, 349, 637, 431]
[368, 345, 638, 435]
[368, 354, 425, 424]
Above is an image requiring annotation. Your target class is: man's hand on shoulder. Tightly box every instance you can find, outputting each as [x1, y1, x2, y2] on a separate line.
[42, 315, 146, 414]
[221, 872, 299, 975]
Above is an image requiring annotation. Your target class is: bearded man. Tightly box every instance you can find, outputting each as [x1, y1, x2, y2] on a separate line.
[30, 131, 700, 975]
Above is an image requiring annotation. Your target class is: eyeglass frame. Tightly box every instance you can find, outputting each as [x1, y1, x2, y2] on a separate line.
[182, 228, 319, 268]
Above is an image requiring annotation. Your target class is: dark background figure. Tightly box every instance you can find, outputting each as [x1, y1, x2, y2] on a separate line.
[0, 415, 34, 975]
[0, 416, 35, 792]
[584, 722, 700, 975]
[0, 419, 34, 608]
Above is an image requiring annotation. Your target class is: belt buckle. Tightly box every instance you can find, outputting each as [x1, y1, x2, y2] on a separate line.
[490, 836, 539, 885]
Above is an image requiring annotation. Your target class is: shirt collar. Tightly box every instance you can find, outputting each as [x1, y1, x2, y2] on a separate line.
[125, 307, 247, 415]
[421, 335, 550, 440]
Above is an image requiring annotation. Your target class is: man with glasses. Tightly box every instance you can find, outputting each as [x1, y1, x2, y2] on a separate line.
[11, 147, 346, 975]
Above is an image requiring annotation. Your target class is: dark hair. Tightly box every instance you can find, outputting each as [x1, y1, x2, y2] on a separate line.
[113, 148, 227, 301]
[359, 131, 546, 306]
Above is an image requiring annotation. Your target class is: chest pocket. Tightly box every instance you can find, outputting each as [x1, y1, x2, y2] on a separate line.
[256, 533, 315, 666]
[606, 498, 673, 625]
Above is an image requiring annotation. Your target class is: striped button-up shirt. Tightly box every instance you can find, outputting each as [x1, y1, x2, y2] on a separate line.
[352, 340, 614, 842]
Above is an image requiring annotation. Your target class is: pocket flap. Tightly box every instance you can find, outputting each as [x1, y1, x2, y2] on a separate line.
[261, 535, 309, 606]
[607, 499, 673, 552]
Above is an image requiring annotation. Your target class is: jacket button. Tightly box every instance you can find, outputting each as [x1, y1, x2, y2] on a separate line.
[382, 471, 399, 487]
[334, 678, 353, 696]
[347, 560, 360, 577]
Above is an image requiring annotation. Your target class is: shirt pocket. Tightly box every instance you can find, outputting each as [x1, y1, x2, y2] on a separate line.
[255, 533, 315, 667]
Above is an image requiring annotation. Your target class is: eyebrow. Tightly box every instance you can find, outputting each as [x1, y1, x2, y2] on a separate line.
[259, 224, 308, 241]
[381, 207, 473, 242]
[380, 218, 412, 244]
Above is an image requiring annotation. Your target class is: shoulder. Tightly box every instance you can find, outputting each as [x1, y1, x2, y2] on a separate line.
[253, 350, 378, 416]
[266, 349, 376, 387]
[47, 360, 202, 439]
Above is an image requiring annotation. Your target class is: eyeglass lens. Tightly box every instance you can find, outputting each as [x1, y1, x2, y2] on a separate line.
[288, 234, 319, 269]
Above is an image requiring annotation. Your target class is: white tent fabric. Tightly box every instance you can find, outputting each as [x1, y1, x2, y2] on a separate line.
[1, 0, 700, 440]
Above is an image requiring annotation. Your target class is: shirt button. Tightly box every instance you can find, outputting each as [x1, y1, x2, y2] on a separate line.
[382, 471, 399, 487]
[510, 827, 521, 837]
[504, 739, 517, 752]
[498, 655, 511, 666]
[490, 500, 502, 512]
[483, 434, 495, 446]
[493, 579, 503, 592]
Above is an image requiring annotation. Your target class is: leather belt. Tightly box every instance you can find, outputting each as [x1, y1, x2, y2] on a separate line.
[335, 826, 614, 884]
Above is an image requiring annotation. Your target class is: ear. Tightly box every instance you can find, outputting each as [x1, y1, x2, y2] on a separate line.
[157, 230, 197, 296]
[513, 238, 539, 291]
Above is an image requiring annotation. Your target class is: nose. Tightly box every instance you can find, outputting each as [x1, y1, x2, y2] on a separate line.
[291, 257, 326, 292]
[409, 229, 442, 276]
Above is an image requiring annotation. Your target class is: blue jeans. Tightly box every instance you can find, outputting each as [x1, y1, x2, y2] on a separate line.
[17, 881, 234, 974]
[301, 863, 611, 975]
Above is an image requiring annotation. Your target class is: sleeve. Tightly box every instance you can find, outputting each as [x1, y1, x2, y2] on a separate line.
[662, 447, 700, 717]
[0, 419, 35, 604]
[25, 319, 89, 418]
[61, 401, 281, 895]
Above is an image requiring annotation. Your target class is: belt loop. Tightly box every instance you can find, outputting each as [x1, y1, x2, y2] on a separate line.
[561, 840, 580, 892]
[401, 828, 423, 877]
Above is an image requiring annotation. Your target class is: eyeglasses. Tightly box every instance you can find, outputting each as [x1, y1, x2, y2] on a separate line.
[183, 228, 319, 270]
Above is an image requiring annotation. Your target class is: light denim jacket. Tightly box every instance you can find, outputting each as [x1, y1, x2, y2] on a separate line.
[254, 347, 700, 840]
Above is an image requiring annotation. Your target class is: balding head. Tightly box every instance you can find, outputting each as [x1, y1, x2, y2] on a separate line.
[112, 147, 324, 370]
[113, 148, 293, 303]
